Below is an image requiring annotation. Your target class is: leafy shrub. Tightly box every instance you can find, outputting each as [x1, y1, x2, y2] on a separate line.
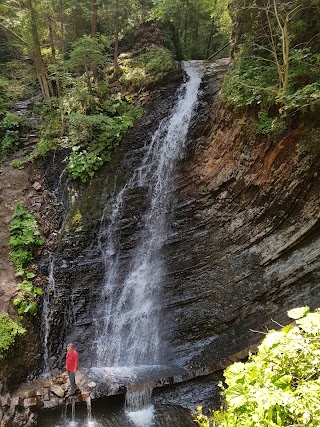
[0, 313, 26, 359]
[9, 204, 45, 319]
[119, 46, 174, 87]
[255, 111, 286, 136]
[66, 35, 106, 78]
[195, 306, 320, 427]
[0, 75, 10, 116]
[221, 53, 277, 108]
[13, 275, 43, 318]
[11, 159, 25, 169]
[281, 82, 320, 114]
[66, 98, 142, 182]
[1, 112, 23, 130]
[0, 112, 24, 159]
[9, 203, 45, 277]
[67, 146, 105, 182]
[142, 46, 174, 80]
[0, 130, 19, 158]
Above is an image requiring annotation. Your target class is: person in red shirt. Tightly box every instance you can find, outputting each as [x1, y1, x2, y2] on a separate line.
[66, 343, 79, 395]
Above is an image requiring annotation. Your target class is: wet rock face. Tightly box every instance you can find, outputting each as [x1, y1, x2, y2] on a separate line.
[42, 58, 320, 378]
[163, 75, 320, 369]
[41, 72, 185, 370]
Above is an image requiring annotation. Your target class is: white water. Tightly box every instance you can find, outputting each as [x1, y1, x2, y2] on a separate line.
[96, 62, 202, 370]
[126, 406, 155, 427]
[42, 253, 56, 372]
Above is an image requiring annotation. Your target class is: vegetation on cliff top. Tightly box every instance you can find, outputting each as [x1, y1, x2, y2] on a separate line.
[195, 306, 320, 426]
[0, 0, 231, 181]
[222, 0, 320, 137]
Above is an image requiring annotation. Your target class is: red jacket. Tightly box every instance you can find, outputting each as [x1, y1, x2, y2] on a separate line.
[66, 349, 78, 372]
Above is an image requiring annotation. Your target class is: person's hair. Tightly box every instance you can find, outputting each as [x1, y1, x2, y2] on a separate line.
[67, 343, 73, 348]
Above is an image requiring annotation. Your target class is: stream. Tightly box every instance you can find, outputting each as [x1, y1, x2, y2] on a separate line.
[37, 397, 196, 427]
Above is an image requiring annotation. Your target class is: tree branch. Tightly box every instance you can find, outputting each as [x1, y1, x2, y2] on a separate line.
[0, 21, 28, 46]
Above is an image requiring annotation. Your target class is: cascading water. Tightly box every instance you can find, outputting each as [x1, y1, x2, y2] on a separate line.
[41, 166, 73, 373]
[95, 61, 202, 374]
[42, 253, 56, 373]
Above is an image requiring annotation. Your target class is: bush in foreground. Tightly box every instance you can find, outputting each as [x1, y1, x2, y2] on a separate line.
[195, 306, 320, 426]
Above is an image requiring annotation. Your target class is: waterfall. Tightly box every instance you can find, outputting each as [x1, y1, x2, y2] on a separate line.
[41, 166, 71, 373]
[96, 61, 202, 368]
[42, 253, 56, 373]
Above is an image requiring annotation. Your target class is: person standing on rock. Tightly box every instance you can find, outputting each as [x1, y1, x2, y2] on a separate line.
[66, 343, 79, 395]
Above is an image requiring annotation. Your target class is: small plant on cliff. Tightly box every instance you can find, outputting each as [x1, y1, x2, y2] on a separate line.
[13, 275, 43, 318]
[195, 306, 320, 427]
[0, 313, 26, 359]
[8, 203, 44, 319]
[66, 98, 142, 182]
[9, 203, 45, 277]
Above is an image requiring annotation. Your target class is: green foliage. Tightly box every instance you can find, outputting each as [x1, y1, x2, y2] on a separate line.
[9, 204, 44, 319]
[67, 146, 105, 182]
[195, 307, 320, 427]
[1, 112, 23, 129]
[0, 75, 10, 116]
[66, 98, 142, 182]
[141, 46, 175, 80]
[281, 82, 320, 114]
[9, 203, 45, 277]
[223, 0, 320, 118]
[66, 35, 108, 77]
[0, 313, 26, 360]
[221, 52, 278, 108]
[254, 111, 286, 136]
[119, 46, 175, 87]
[0, 112, 24, 160]
[34, 57, 142, 182]
[153, 0, 231, 59]
[210, 0, 232, 37]
[0, 130, 19, 159]
[11, 159, 26, 169]
[13, 277, 43, 318]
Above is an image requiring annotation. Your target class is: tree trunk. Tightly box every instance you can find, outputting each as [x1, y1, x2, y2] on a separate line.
[26, 0, 52, 100]
[282, 19, 289, 95]
[205, 18, 216, 59]
[48, 16, 56, 62]
[114, 0, 120, 75]
[91, 0, 98, 82]
[59, 0, 65, 59]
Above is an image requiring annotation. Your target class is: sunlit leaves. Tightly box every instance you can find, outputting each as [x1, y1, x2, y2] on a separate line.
[196, 307, 320, 427]
[66, 96, 142, 182]
[0, 313, 26, 359]
[8, 203, 44, 319]
[287, 306, 310, 319]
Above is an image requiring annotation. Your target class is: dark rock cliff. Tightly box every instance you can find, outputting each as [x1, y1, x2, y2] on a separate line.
[1, 57, 320, 426]
[41, 58, 320, 380]
[2, 59, 313, 398]
[164, 68, 320, 372]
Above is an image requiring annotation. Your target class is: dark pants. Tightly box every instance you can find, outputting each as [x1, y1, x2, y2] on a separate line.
[68, 371, 76, 392]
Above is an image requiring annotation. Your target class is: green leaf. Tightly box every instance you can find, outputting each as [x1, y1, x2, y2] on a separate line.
[287, 306, 310, 320]
[226, 383, 247, 408]
[275, 375, 292, 389]
[26, 272, 35, 279]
